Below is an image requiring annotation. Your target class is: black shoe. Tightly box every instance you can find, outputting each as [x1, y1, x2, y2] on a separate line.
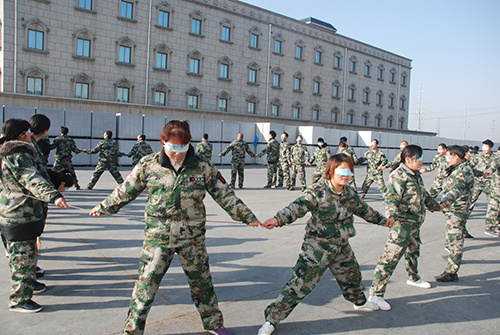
[33, 281, 46, 294]
[75, 185, 81, 190]
[86, 186, 93, 190]
[263, 185, 272, 188]
[36, 266, 45, 278]
[239, 185, 243, 189]
[435, 272, 458, 282]
[9, 300, 43, 313]
[464, 232, 474, 239]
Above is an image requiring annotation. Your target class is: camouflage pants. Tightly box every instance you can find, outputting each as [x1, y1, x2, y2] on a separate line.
[124, 239, 223, 335]
[443, 210, 466, 274]
[88, 162, 124, 189]
[6, 239, 37, 307]
[311, 166, 326, 184]
[290, 164, 307, 189]
[370, 220, 422, 297]
[230, 161, 245, 188]
[428, 176, 445, 198]
[468, 180, 490, 216]
[53, 158, 80, 188]
[264, 237, 366, 326]
[265, 162, 278, 187]
[360, 172, 386, 198]
[277, 161, 290, 188]
[485, 193, 500, 232]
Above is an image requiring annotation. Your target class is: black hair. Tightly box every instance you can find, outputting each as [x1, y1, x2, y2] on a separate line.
[318, 137, 324, 142]
[339, 141, 347, 148]
[438, 143, 447, 149]
[0, 119, 31, 145]
[483, 139, 494, 148]
[48, 169, 75, 189]
[393, 144, 423, 172]
[269, 130, 277, 139]
[105, 130, 113, 139]
[29, 114, 51, 135]
[447, 145, 465, 160]
[139, 134, 146, 141]
[282, 132, 288, 138]
[372, 139, 379, 145]
[202, 133, 209, 140]
[340, 136, 347, 142]
[61, 126, 69, 135]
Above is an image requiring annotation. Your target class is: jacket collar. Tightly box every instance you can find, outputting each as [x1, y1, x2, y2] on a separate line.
[160, 145, 197, 171]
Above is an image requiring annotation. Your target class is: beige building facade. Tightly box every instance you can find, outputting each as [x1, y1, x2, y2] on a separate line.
[0, 0, 411, 130]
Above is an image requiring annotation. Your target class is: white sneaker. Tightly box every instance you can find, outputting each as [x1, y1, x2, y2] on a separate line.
[368, 295, 391, 311]
[406, 279, 431, 289]
[353, 300, 379, 311]
[257, 321, 275, 335]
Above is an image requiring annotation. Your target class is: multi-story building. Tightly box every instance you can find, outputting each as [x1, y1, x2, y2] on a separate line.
[0, 0, 411, 130]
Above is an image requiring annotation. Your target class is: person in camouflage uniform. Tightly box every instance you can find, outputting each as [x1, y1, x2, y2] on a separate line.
[369, 145, 441, 311]
[358, 139, 388, 199]
[306, 137, 331, 184]
[29, 114, 51, 169]
[257, 154, 394, 335]
[420, 143, 448, 198]
[382, 140, 408, 170]
[289, 136, 310, 191]
[482, 152, 500, 237]
[81, 130, 125, 189]
[126, 134, 153, 166]
[90, 120, 260, 335]
[277, 132, 291, 189]
[468, 139, 494, 217]
[196, 133, 213, 161]
[218, 133, 254, 188]
[0, 119, 68, 313]
[50, 126, 81, 189]
[337, 139, 359, 190]
[435, 145, 474, 282]
[255, 131, 280, 188]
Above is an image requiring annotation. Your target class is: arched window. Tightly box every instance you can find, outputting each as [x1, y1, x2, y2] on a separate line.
[271, 67, 284, 88]
[189, 10, 205, 36]
[364, 60, 372, 77]
[23, 19, 49, 53]
[218, 56, 232, 80]
[376, 90, 383, 106]
[377, 64, 385, 80]
[401, 72, 408, 86]
[332, 80, 341, 99]
[249, 27, 261, 49]
[119, 0, 137, 21]
[152, 82, 169, 106]
[21, 66, 47, 95]
[347, 109, 355, 125]
[270, 98, 282, 117]
[400, 95, 407, 110]
[273, 33, 285, 55]
[186, 87, 201, 109]
[295, 40, 305, 60]
[314, 46, 323, 65]
[73, 28, 95, 60]
[217, 91, 231, 112]
[153, 44, 171, 71]
[362, 111, 370, 126]
[375, 113, 382, 127]
[71, 73, 93, 99]
[292, 101, 302, 119]
[114, 78, 133, 103]
[388, 93, 396, 108]
[187, 50, 203, 76]
[331, 107, 340, 123]
[312, 104, 321, 121]
[313, 76, 322, 95]
[220, 19, 234, 43]
[399, 117, 406, 130]
[115, 36, 135, 65]
[349, 56, 358, 73]
[156, 2, 173, 29]
[390, 68, 397, 83]
[363, 87, 370, 104]
[348, 84, 357, 101]
[293, 72, 304, 92]
[334, 51, 343, 69]
[387, 115, 394, 128]
[246, 95, 258, 114]
[247, 62, 260, 85]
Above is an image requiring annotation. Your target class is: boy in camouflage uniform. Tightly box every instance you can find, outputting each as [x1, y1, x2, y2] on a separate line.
[358, 139, 388, 199]
[420, 143, 448, 198]
[218, 133, 254, 188]
[289, 136, 310, 191]
[90, 120, 260, 335]
[435, 145, 474, 282]
[468, 139, 494, 216]
[81, 130, 125, 189]
[258, 154, 393, 335]
[337, 139, 359, 190]
[369, 145, 441, 311]
[277, 132, 291, 189]
[306, 138, 331, 183]
[126, 134, 153, 166]
[196, 133, 213, 161]
[50, 126, 81, 189]
[255, 131, 280, 188]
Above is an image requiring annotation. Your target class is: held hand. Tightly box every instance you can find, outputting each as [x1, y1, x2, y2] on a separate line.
[254, 154, 258, 158]
[89, 206, 103, 217]
[439, 203, 447, 211]
[248, 219, 262, 227]
[384, 218, 395, 228]
[380, 166, 387, 170]
[263, 217, 279, 230]
[419, 169, 426, 173]
[218, 154, 222, 157]
[377, 166, 384, 170]
[80, 149, 85, 152]
[483, 171, 493, 177]
[54, 197, 69, 208]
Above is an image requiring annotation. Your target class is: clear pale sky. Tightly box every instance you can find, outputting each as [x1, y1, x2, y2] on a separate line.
[245, 0, 500, 143]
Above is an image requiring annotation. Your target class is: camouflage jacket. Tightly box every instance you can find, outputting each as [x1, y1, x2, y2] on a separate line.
[195, 139, 213, 161]
[387, 151, 402, 169]
[128, 141, 153, 165]
[50, 134, 80, 162]
[274, 180, 387, 240]
[440, 160, 474, 214]
[291, 144, 310, 165]
[257, 138, 280, 163]
[385, 163, 440, 224]
[84, 138, 123, 165]
[95, 146, 257, 248]
[309, 146, 331, 169]
[220, 139, 254, 163]
[30, 137, 51, 182]
[279, 140, 291, 163]
[359, 149, 388, 176]
[0, 140, 62, 225]
[484, 155, 500, 189]
[424, 153, 448, 178]
[336, 145, 359, 165]
[470, 152, 494, 184]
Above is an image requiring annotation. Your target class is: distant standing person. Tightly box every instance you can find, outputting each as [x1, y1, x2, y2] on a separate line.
[196, 133, 213, 161]
[420, 143, 448, 198]
[50, 126, 81, 189]
[81, 130, 124, 189]
[306, 137, 331, 183]
[28, 114, 52, 176]
[337, 138, 359, 190]
[277, 132, 292, 189]
[358, 139, 388, 199]
[219, 133, 254, 188]
[382, 140, 408, 170]
[255, 131, 280, 188]
[126, 134, 153, 166]
[289, 135, 310, 191]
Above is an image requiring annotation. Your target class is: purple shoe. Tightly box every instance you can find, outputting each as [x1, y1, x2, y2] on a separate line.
[208, 326, 233, 335]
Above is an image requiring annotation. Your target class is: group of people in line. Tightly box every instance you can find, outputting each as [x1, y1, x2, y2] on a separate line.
[1, 116, 499, 335]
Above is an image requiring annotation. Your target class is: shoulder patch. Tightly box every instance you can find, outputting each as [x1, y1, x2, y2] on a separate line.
[216, 171, 227, 184]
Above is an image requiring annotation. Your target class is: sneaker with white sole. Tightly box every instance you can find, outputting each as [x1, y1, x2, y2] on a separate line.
[258, 321, 275, 335]
[406, 279, 431, 289]
[9, 299, 43, 313]
[368, 295, 391, 311]
[353, 300, 380, 311]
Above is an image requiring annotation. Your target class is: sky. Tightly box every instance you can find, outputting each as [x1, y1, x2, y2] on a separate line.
[245, 0, 500, 143]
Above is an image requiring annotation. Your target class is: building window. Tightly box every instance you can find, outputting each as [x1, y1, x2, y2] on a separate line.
[349, 57, 357, 73]
[399, 118, 405, 129]
[218, 56, 232, 80]
[387, 117, 394, 128]
[401, 73, 407, 86]
[333, 81, 341, 98]
[219, 98, 228, 112]
[248, 102, 256, 114]
[221, 26, 231, 41]
[362, 113, 369, 126]
[117, 87, 129, 102]
[292, 107, 300, 119]
[249, 69, 257, 83]
[24, 19, 49, 53]
[390, 69, 396, 83]
[348, 85, 356, 101]
[273, 34, 284, 55]
[79, 0, 92, 10]
[28, 29, 44, 50]
[312, 109, 319, 121]
[294, 77, 302, 91]
[187, 50, 203, 75]
[271, 99, 281, 117]
[314, 46, 323, 64]
[158, 10, 170, 28]
[347, 113, 354, 125]
[250, 33, 259, 48]
[378, 66, 384, 80]
[119, 46, 131, 63]
[400, 97, 406, 110]
[365, 64, 371, 77]
[375, 115, 381, 127]
[296, 46, 303, 59]
[27, 77, 43, 95]
[389, 94, 395, 108]
[363, 88, 370, 103]
[121, 0, 133, 20]
[273, 74, 281, 87]
[376, 91, 383, 106]
[192, 19, 201, 34]
[156, 52, 167, 69]
[154, 91, 166, 106]
[334, 51, 343, 69]
[74, 82, 89, 99]
[187, 87, 201, 109]
[331, 109, 339, 123]
[217, 91, 231, 112]
[314, 82, 321, 94]
[76, 38, 90, 57]
[275, 40, 282, 54]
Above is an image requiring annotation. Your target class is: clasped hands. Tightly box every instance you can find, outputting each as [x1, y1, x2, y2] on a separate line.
[248, 218, 279, 229]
